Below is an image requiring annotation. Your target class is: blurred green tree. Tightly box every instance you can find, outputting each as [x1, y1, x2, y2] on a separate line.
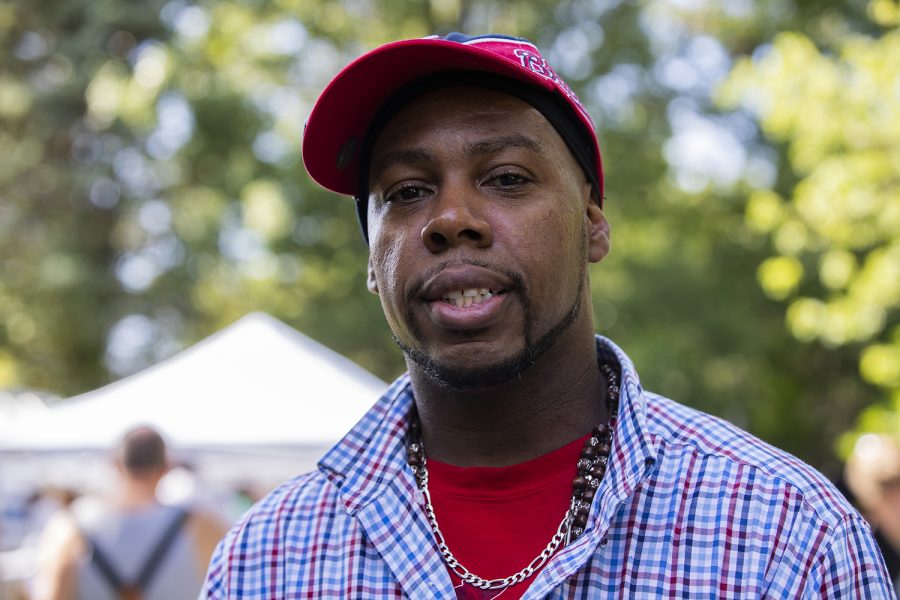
[717, 0, 900, 456]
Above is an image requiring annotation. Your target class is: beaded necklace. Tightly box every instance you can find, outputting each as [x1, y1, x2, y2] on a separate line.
[406, 362, 620, 592]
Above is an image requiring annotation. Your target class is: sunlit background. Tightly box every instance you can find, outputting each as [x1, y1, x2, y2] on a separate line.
[0, 0, 898, 593]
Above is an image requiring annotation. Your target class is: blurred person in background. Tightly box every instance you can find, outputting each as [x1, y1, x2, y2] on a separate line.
[32, 426, 226, 600]
[846, 434, 900, 596]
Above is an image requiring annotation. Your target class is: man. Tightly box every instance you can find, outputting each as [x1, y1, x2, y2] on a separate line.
[202, 33, 891, 598]
[34, 426, 226, 600]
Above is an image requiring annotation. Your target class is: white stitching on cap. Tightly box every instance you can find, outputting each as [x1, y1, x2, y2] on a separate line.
[462, 37, 538, 50]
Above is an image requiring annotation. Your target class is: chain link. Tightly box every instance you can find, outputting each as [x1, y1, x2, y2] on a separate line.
[415, 453, 573, 590]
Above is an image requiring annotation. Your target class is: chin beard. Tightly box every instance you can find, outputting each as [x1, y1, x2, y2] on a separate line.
[395, 276, 584, 390]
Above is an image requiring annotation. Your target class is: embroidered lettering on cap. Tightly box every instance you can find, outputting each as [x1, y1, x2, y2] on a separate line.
[513, 48, 586, 115]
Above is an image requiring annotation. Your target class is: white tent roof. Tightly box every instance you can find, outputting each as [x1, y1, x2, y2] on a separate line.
[0, 313, 388, 451]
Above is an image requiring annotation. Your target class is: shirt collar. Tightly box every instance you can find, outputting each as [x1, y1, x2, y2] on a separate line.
[317, 373, 415, 514]
[318, 335, 659, 518]
[596, 335, 659, 495]
[588, 336, 659, 540]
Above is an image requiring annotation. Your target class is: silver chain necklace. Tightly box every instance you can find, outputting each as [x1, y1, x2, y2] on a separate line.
[406, 362, 620, 592]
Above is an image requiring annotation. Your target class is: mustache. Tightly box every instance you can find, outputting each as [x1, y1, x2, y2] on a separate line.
[405, 258, 526, 306]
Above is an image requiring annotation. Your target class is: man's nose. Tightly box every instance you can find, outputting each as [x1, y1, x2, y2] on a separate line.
[420, 189, 493, 253]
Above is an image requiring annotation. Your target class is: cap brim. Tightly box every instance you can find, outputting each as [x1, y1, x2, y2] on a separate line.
[302, 38, 558, 197]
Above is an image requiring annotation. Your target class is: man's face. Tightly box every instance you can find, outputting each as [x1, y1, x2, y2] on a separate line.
[365, 87, 609, 388]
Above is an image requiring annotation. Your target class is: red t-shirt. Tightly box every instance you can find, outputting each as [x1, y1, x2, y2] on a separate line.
[426, 435, 588, 599]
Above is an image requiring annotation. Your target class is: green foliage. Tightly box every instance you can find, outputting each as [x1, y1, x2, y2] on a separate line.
[1, 0, 894, 475]
[717, 5, 900, 455]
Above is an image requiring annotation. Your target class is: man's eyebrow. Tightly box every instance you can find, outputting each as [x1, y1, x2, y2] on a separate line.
[369, 149, 432, 185]
[467, 135, 544, 157]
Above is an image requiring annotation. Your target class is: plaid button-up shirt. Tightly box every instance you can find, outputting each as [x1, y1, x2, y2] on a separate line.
[201, 337, 892, 599]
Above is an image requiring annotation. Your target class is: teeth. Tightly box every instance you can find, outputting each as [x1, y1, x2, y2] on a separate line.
[443, 288, 496, 307]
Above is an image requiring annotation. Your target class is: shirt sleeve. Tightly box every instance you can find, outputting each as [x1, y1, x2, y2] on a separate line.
[805, 515, 894, 599]
[198, 534, 229, 600]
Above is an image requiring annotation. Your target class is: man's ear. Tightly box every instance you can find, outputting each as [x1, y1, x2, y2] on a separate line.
[367, 256, 379, 294]
[585, 186, 611, 263]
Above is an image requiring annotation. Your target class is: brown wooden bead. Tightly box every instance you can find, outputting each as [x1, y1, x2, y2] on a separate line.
[573, 477, 587, 491]
[583, 488, 595, 501]
[580, 446, 596, 459]
[597, 443, 611, 455]
[574, 513, 588, 528]
[590, 464, 606, 478]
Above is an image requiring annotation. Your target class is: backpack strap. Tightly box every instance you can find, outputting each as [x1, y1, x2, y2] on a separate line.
[83, 536, 126, 591]
[82, 507, 190, 599]
[135, 507, 190, 589]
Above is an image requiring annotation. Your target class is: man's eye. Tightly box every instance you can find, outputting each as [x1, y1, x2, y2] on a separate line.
[386, 185, 428, 203]
[491, 172, 528, 187]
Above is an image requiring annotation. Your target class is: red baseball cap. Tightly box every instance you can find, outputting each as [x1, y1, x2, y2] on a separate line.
[302, 33, 604, 234]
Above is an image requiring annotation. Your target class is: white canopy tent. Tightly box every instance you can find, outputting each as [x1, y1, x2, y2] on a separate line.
[0, 313, 390, 500]
[1, 312, 387, 452]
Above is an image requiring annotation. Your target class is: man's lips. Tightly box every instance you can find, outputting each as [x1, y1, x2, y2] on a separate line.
[418, 265, 513, 304]
[426, 292, 507, 331]
[414, 264, 519, 331]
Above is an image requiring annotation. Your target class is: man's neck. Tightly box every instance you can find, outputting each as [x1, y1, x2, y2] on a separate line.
[408, 326, 607, 467]
[115, 476, 162, 509]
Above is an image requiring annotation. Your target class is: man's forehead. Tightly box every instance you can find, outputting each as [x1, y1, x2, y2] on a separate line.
[370, 86, 553, 150]
[368, 91, 556, 181]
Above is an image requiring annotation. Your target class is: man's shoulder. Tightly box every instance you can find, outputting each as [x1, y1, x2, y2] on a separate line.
[234, 470, 338, 526]
[216, 469, 349, 554]
[642, 392, 856, 527]
[203, 469, 360, 597]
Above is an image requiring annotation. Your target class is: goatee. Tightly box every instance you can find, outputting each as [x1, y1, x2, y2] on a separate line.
[395, 275, 585, 390]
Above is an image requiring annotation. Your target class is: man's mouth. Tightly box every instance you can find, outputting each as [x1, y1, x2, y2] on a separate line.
[441, 288, 505, 308]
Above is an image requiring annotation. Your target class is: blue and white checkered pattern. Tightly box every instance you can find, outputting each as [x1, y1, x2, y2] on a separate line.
[201, 336, 892, 599]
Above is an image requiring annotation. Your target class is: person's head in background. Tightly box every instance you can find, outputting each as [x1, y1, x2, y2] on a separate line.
[846, 434, 900, 546]
[114, 425, 170, 504]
